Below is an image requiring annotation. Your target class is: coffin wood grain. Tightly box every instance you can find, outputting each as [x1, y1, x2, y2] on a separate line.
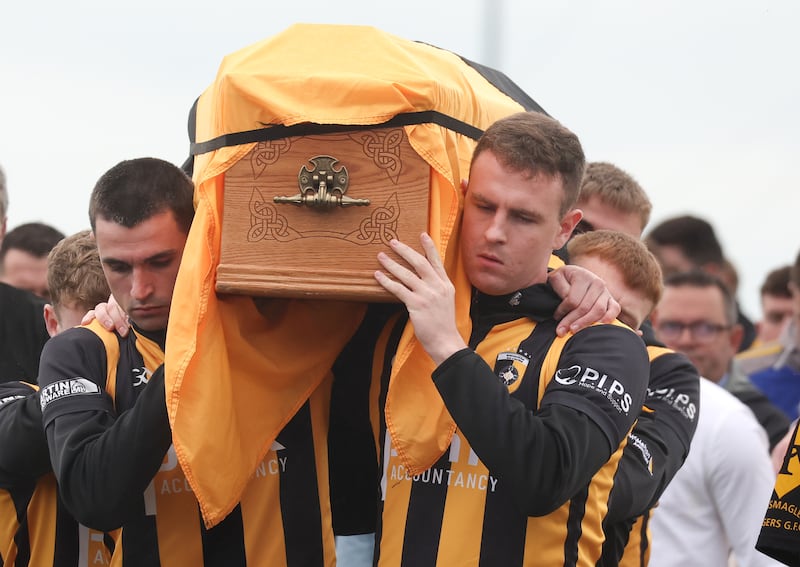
[217, 127, 431, 301]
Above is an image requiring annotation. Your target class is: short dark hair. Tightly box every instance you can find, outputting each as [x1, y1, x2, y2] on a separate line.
[471, 111, 585, 216]
[760, 265, 792, 299]
[792, 250, 800, 289]
[0, 222, 66, 265]
[664, 270, 737, 325]
[645, 215, 724, 266]
[88, 157, 194, 233]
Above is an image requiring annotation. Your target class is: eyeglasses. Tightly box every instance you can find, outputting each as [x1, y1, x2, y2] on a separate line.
[656, 320, 732, 342]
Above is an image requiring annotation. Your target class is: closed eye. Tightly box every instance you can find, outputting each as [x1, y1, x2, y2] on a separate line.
[147, 257, 175, 269]
[512, 212, 535, 224]
[103, 260, 131, 274]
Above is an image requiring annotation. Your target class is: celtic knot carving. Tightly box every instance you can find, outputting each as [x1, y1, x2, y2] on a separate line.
[246, 188, 401, 246]
[250, 139, 293, 179]
[349, 129, 403, 184]
[345, 193, 400, 245]
[247, 188, 300, 242]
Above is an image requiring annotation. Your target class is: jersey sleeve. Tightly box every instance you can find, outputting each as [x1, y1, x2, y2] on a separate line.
[606, 349, 700, 523]
[37, 327, 115, 424]
[38, 328, 171, 531]
[539, 324, 650, 450]
[0, 381, 51, 484]
[432, 323, 649, 517]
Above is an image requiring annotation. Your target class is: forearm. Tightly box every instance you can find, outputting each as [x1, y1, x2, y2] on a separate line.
[47, 368, 171, 530]
[433, 349, 612, 516]
[607, 417, 689, 522]
[0, 393, 51, 482]
[609, 349, 700, 521]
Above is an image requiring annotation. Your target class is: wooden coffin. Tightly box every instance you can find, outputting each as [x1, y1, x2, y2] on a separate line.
[216, 126, 431, 302]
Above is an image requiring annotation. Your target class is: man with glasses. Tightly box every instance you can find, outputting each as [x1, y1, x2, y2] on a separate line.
[652, 270, 789, 450]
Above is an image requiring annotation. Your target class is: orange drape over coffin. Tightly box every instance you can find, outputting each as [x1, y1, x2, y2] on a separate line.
[164, 23, 545, 527]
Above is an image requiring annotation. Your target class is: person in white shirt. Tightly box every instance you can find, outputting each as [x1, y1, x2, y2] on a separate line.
[649, 377, 781, 566]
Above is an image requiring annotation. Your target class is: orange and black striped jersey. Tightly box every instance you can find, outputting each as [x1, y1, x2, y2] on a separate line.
[616, 513, 649, 567]
[0, 381, 118, 567]
[38, 321, 335, 566]
[372, 285, 650, 567]
[599, 340, 700, 567]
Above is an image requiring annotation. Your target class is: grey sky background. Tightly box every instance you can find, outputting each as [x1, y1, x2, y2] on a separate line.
[1, 1, 798, 320]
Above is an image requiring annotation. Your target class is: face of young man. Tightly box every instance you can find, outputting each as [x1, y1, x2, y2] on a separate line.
[0, 248, 50, 298]
[574, 194, 644, 238]
[652, 284, 743, 381]
[460, 150, 581, 296]
[94, 210, 188, 332]
[759, 293, 794, 344]
[569, 254, 652, 330]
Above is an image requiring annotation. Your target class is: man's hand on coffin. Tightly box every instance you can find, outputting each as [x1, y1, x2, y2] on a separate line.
[374, 233, 466, 366]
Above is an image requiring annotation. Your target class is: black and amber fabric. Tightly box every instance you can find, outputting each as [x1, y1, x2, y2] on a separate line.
[599, 342, 700, 567]
[38, 320, 335, 566]
[0, 380, 118, 567]
[616, 513, 650, 567]
[757, 418, 800, 565]
[372, 284, 650, 567]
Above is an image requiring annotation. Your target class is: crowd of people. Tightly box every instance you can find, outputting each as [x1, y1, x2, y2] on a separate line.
[1, 96, 799, 567]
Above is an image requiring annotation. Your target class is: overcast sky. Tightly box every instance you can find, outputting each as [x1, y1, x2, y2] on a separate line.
[1, 0, 798, 319]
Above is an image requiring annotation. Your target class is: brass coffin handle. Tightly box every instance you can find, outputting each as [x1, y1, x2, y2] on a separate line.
[274, 155, 370, 210]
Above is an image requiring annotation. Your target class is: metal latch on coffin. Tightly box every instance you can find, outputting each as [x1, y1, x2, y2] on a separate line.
[274, 155, 370, 210]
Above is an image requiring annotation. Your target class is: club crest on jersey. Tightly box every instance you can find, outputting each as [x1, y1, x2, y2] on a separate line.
[494, 351, 529, 392]
[39, 378, 101, 411]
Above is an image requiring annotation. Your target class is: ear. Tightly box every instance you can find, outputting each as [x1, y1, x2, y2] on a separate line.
[460, 178, 469, 197]
[552, 209, 583, 251]
[43, 304, 60, 338]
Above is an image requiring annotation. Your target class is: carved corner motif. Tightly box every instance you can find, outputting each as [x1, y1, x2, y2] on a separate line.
[250, 139, 293, 179]
[348, 129, 404, 184]
[344, 193, 400, 245]
[248, 188, 301, 242]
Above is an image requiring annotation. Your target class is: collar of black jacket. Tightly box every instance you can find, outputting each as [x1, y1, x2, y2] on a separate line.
[130, 323, 168, 351]
[470, 283, 561, 327]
